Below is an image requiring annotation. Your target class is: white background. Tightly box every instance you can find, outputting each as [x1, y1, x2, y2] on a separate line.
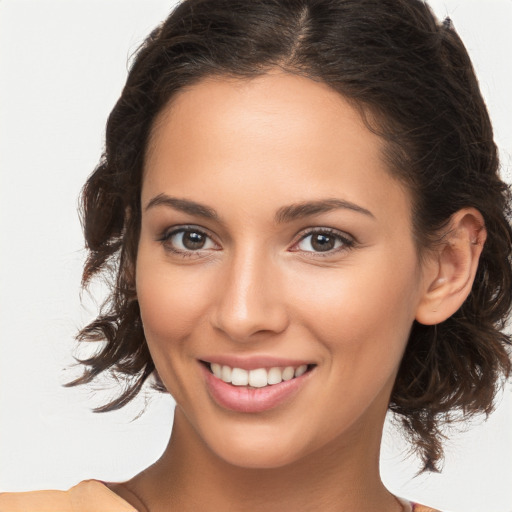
[0, 1, 511, 511]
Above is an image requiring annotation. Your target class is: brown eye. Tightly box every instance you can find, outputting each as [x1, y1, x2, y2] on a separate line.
[310, 233, 335, 252]
[182, 231, 207, 250]
[163, 228, 218, 253]
[295, 229, 355, 254]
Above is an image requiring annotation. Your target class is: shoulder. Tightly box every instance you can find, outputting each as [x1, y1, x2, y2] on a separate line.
[411, 503, 443, 512]
[397, 497, 443, 512]
[0, 479, 137, 512]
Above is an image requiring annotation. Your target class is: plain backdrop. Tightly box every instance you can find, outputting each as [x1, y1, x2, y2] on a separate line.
[0, 1, 511, 511]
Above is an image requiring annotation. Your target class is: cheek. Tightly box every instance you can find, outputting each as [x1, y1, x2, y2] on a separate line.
[290, 250, 421, 362]
[135, 249, 219, 401]
[135, 250, 214, 343]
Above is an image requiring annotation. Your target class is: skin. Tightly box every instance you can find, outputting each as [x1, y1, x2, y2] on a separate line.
[110, 71, 485, 512]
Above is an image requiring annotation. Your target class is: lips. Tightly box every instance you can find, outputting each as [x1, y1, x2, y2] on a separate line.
[200, 358, 315, 413]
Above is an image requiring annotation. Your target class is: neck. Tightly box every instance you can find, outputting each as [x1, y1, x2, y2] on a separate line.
[126, 406, 400, 512]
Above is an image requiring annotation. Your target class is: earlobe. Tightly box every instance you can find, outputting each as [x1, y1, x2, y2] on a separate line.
[415, 208, 486, 325]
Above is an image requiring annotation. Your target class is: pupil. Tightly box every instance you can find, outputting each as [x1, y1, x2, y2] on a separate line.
[183, 231, 205, 250]
[312, 234, 334, 252]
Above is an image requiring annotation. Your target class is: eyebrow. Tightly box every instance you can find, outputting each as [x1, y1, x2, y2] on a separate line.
[145, 194, 219, 220]
[274, 199, 375, 223]
[144, 194, 374, 223]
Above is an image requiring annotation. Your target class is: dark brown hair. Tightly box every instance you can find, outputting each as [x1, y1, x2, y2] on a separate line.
[68, 0, 512, 471]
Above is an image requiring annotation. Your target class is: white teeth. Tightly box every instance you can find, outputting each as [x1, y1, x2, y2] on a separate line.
[231, 367, 249, 386]
[221, 365, 232, 383]
[249, 368, 268, 388]
[295, 364, 307, 377]
[209, 362, 310, 387]
[267, 367, 283, 385]
[282, 366, 295, 381]
[211, 363, 222, 378]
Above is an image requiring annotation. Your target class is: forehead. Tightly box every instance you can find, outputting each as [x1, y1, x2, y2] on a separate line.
[142, 71, 411, 230]
[146, 71, 378, 175]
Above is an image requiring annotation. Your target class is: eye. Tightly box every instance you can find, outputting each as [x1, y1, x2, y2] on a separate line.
[160, 226, 218, 254]
[293, 229, 355, 254]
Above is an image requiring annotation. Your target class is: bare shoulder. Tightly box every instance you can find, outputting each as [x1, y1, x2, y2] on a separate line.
[412, 504, 443, 512]
[0, 480, 137, 512]
[397, 497, 442, 512]
[0, 487, 72, 512]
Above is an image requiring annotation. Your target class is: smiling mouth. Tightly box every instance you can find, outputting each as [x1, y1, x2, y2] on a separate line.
[201, 361, 316, 388]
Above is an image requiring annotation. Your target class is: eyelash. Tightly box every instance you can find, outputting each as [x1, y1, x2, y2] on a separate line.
[158, 225, 219, 258]
[292, 228, 356, 257]
[157, 226, 356, 258]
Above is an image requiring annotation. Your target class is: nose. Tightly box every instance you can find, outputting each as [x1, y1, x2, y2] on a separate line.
[210, 247, 290, 342]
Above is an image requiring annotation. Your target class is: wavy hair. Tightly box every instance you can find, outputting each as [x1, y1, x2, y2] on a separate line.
[67, 0, 512, 471]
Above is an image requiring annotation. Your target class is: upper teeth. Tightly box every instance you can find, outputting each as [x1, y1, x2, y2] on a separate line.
[210, 363, 308, 388]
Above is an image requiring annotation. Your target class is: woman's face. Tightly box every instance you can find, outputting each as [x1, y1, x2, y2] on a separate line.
[136, 71, 430, 468]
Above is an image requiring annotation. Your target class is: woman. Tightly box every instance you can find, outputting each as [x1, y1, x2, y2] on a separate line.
[1, 0, 510, 510]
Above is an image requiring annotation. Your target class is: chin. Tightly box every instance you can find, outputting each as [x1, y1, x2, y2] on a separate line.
[197, 419, 321, 470]
[213, 441, 306, 470]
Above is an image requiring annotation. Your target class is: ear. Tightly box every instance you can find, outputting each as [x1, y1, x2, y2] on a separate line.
[415, 208, 487, 325]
